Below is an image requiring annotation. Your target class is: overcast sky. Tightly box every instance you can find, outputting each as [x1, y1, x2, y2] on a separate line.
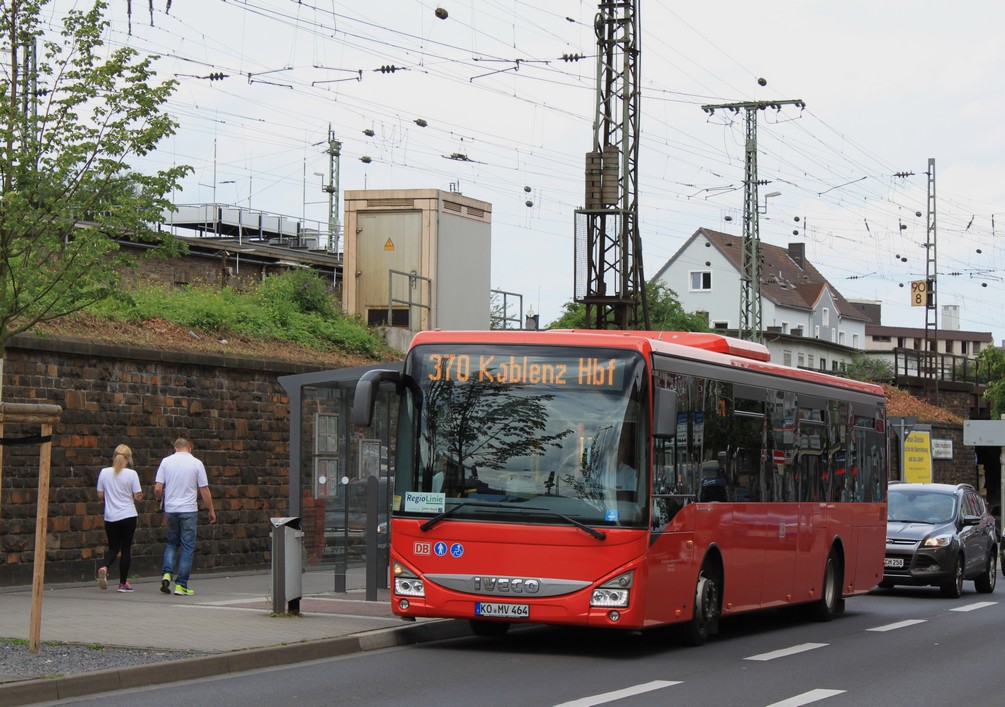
[42, 1, 1005, 342]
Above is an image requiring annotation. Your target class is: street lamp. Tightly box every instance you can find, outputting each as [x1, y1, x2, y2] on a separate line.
[759, 190, 781, 214]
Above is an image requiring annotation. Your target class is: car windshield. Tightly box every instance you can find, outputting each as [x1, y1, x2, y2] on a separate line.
[887, 489, 958, 524]
[392, 344, 648, 528]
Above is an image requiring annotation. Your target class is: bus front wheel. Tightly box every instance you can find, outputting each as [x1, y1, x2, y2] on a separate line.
[684, 568, 719, 646]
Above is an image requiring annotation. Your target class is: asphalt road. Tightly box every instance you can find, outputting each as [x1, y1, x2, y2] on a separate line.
[49, 583, 1004, 707]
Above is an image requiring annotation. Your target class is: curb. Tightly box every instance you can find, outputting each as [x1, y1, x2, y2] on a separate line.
[0, 619, 470, 706]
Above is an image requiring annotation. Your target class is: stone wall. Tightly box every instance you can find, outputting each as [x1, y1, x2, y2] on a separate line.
[0, 334, 321, 587]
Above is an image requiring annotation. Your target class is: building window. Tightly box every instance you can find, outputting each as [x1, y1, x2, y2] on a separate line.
[961, 341, 969, 355]
[781, 322, 789, 334]
[689, 271, 712, 291]
[819, 357, 826, 370]
[783, 351, 792, 366]
[839, 331, 845, 345]
[798, 353, 805, 368]
[814, 325, 820, 339]
[822, 308, 830, 327]
[314, 413, 340, 499]
[712, 321, 729, 330]
[808, 354, 815, 368]
[973, 342, 980, 355]
[853, 334, 859, 348]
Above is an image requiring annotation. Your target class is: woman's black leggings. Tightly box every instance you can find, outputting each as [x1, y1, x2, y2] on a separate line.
[101, 516, 138, 584]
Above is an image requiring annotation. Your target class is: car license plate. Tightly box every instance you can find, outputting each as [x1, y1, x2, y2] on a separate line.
[884, 557, 904, 568]
[474, 602, 529, 619]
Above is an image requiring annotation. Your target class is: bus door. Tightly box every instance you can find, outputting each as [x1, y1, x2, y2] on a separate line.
[761, 391, 798, 607]
[793, 399, 828, 596]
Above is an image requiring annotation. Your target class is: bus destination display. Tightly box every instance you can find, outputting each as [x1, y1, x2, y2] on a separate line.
[420, 353, 625, 389]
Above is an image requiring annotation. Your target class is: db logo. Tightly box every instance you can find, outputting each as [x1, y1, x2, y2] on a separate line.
[414, 542, 431, 555]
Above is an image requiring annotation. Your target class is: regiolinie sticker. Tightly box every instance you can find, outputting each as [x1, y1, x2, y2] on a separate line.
[404, 491, 445, 513]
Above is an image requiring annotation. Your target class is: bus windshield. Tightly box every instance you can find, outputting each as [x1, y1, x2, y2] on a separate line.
[393, 344, 648, 528]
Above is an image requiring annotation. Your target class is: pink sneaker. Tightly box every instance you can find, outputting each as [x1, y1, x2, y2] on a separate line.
[117, 582, 134, 593]
[97, 567, 108, 591]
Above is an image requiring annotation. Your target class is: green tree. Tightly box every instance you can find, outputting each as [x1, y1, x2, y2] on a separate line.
[0, 0, 190, 378]
[547, 281, 710, 332]
[977, 347, 1005, 418]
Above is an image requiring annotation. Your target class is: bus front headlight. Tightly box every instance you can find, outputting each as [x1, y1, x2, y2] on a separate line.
[590, 570, 633, 608]
[393, 561, 425, 597]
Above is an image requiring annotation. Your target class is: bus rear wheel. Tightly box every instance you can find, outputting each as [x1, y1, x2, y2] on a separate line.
[470, 620, 510, 637]
[812, 550, 843, 622]
[684, 568, 719, 646]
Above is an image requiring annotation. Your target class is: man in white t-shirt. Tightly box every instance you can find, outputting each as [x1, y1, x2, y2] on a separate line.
[155, 438, 216, 596]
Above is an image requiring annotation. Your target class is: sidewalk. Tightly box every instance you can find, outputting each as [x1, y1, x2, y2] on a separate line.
[0, 567, 468, 705]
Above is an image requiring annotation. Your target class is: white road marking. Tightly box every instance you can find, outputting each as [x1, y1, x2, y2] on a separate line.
[553, 680, 681, 706]
[766, 688, 846, 706]
[867, 619, 927, 631]
[744, 642, 828, 661]
[951, 601, 997, 612]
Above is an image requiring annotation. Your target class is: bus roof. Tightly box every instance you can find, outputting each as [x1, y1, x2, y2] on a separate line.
[408, 329, 884, 396]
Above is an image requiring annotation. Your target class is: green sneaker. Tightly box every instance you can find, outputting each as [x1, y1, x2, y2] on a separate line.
[160, 573, 172, 594]
[173, 585, 195, 596]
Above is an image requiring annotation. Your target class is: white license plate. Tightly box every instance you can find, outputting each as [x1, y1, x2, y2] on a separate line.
[884, 557, 904, 568]
[474, 602, 529, 618]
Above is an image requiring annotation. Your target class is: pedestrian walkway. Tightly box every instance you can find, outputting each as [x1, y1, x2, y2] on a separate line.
[0, 568, 468, 705]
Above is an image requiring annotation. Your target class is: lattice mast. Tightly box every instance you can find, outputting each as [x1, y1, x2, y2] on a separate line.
[924, 158, 939, 401]
[324, 125, 342, 254]
[574, 0, 649, 330]
[700, 99, 806, 342]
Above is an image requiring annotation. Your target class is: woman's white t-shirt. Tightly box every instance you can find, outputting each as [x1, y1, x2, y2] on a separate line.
[97, 467, 142, 522]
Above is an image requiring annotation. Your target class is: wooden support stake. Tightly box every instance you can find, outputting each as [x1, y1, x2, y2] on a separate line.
[28, 423, 53, 655]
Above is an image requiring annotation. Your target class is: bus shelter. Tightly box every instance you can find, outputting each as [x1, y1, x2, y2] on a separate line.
[279, 363, 402, 592]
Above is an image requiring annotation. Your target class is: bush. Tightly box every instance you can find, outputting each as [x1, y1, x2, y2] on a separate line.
[89, 271, 391, 358]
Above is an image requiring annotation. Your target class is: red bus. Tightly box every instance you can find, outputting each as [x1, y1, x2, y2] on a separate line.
[354, 329, 888, 644]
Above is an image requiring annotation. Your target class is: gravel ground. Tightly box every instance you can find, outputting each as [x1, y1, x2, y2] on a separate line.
[0, 640, 206, 683]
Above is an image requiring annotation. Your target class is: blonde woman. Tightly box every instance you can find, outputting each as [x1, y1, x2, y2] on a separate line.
[96, 444, 143, 592]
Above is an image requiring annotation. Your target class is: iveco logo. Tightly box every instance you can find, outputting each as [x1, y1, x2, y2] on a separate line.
[473, 576, 541, 594]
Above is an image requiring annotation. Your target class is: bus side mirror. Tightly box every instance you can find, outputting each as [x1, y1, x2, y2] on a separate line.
[353, 369, 402, 427]
[653, 388, 677, 438]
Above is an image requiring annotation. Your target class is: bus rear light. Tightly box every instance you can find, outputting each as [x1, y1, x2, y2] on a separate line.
[393, 562, 425, 597]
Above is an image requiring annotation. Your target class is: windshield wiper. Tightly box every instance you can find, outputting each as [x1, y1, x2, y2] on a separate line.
[419, 500, 606, 540]
[419, 501, 505, 532]
[531, 508, 606, 540]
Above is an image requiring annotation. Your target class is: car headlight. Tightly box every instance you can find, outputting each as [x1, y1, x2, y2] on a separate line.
[922, 533, 953, 548]
[591, 570, 633, 608]
[393, 561, 425, 597]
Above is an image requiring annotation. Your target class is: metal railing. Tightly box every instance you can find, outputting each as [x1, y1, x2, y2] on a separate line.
[387, 269, 431, 330]
[893, 348, 986, 385]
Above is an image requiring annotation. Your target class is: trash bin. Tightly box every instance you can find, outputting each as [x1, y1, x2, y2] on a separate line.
[270, 517, 304, 615]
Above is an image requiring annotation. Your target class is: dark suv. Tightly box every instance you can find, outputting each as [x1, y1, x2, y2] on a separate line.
[881, 482, 997, 597]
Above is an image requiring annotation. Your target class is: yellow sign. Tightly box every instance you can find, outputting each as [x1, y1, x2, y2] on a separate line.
[903, 429, 933, 483]
[910, 279, 931, 307]
[384, 238, 395, 251]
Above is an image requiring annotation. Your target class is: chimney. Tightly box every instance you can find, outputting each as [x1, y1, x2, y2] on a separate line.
[788, 242, 805, 269]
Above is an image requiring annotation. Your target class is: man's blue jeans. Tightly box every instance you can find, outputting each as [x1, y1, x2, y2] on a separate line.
[161, 511, 198, 587]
